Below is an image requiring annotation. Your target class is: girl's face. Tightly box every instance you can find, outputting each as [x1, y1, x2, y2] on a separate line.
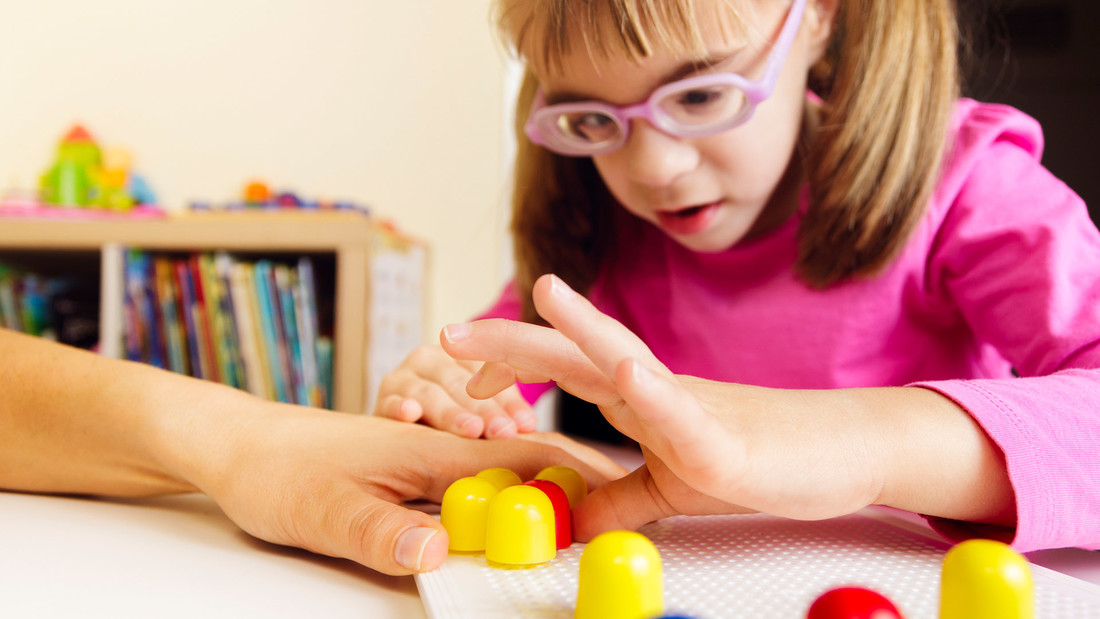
[533, 0, 819, 253]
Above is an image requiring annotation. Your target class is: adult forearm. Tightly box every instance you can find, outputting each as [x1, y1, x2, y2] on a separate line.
[0, 328, 240, 497]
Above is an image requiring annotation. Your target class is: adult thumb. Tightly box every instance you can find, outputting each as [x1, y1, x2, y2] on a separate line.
[571, 465, 676, 542]
[336, 492, 450, 575]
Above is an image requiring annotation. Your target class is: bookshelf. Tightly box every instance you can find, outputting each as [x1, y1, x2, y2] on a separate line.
[0, 211, 427, 415]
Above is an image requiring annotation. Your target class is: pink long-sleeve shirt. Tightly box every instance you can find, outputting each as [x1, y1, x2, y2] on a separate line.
[480, 100, 1100, 553]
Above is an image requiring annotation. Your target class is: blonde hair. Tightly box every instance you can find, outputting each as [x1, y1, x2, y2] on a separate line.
[495, 0, 959, 324]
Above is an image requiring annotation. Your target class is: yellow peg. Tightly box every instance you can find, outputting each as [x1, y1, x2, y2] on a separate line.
[940, 538, 1033, 619]
[475, 467, 522, 491]
[575, 530, 663, 619]
[485, 485, 557, 567]
[440, 476, 500, 552]
[535, 465, 588, 507]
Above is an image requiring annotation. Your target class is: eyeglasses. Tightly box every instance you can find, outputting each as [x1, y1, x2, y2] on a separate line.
[524, 0, 807, 157]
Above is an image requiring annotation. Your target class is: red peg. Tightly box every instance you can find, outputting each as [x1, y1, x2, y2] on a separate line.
[807, 586, 903, 619]
[524, 480, 573, 549]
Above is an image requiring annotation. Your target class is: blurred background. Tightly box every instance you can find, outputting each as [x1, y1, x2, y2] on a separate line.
[961, 0, 1100, 223]
[0, 0, 1096, 346]
[0, 0, 513, 333]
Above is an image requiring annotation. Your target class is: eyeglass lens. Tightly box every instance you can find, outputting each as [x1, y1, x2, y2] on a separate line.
[548, 81, 751, 150]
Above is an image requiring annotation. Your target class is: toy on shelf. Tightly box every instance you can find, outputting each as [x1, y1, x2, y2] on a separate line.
[188, 179, 371, 215]
[38, 124, 159, 211]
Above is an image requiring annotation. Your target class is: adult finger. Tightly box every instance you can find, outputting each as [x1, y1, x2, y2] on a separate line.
[324, 486, 451, 575]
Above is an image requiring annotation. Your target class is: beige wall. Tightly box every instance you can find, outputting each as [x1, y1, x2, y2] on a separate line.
[0, 0, 511, 333]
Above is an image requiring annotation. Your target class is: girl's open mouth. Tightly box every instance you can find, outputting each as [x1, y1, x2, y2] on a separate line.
[657, 201, 721, 236]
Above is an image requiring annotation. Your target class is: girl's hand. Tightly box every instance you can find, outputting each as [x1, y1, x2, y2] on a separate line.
[372, 344, 538, 439]
[440, 274, 1016, 540]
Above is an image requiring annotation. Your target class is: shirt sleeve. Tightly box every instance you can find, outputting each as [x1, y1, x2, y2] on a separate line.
[912, 104, 1100, 551]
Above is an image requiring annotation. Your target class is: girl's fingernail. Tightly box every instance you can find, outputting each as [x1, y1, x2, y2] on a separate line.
[630, 359, 654, 384]
[549, 274, 573, 299]
[513, 408, 538, 431]
[455, 413, 476, 432]
[486, 416, 516, 438]
[443, 323, 471, 343]
[395, 527, 439, 571]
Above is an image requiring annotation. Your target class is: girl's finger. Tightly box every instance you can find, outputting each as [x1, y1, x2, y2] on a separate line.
[571, 465, 679, 541]
[441, 319, 619, 406]
[613, 357, 744, 498]
[372, 394, 424, 423]
[467, 364, 539, 432]
[532, 274, 672, 380]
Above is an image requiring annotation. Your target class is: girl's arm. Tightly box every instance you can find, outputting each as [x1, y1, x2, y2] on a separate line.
[443, 276, 1022, 540]
[0, 327, 623, 574]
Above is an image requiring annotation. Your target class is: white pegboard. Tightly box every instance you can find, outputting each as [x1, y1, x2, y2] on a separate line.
[416, 511, 1100, 619]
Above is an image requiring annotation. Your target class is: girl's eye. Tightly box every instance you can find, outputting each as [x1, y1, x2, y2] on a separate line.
[562, 112, 617, 142]
[675, 88, 725, 110]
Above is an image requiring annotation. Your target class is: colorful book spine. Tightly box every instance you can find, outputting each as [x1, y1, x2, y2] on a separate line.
[154, 256, 187, 375]
[274, 264, 306, 405]
[214, 252, 246, 390]
[174, 259, 206, 380]
[228, 261, 266, 398]
[253, 260, 289, 403]
[189, 255, 221, 384]
[294, 256, 321, 408]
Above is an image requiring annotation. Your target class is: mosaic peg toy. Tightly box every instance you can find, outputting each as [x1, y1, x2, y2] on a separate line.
[940, 538, 1033, 619]
[806, 586, 903, 618]
[575, 530, 663, 619]
[440, 476, 501, 552]
[484, 485, 557, 567]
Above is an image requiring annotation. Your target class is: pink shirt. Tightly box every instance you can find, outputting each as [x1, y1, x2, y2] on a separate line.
[479, 100, 1100, 552]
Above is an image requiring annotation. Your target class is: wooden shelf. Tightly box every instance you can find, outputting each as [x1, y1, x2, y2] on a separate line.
[0, 211, 426, 415]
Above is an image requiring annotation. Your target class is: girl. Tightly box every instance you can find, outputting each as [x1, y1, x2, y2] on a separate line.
[376, 0, 1100, 552]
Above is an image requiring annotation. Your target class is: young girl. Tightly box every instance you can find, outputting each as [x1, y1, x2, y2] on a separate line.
[375, 0, 1100, 553]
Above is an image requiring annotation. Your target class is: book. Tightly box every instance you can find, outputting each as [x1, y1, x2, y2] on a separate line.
[274, 264, 306, 405]
[188, 255, 220, 383]
[154, 256, 188, 375]
[214, 252, 246, 390]
[228, 260, 267, 398]
[174, 259, 206, 380]
[294, 256, 322, 408]
[253, 260, 289, 403]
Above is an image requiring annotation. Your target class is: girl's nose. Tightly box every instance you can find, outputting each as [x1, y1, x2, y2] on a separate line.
[620, 120, 699, 187]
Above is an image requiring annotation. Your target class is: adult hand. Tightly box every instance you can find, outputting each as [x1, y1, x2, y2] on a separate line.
[372, 345, 538, 439]
[0, 328, 625, 577]
[440, 274, 1011, 540]
[173, 398, 625, 575]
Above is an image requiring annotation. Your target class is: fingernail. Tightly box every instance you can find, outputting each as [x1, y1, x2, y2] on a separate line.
[455, 413, 476, 433]
[395, 527, 439, 571]
[486, 416, 516, 438]
[630, 358, 654, 384]
[548, 274, 573, 299]
[443, 323, 471, 343]
[513, 408, 537, 431]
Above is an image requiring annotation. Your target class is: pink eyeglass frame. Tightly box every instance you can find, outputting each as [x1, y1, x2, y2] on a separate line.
[524, 0, 808, 157]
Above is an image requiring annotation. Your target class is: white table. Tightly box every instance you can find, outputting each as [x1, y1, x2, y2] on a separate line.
[0, 491, 426, 618]
[2, 462, 1098, 618]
